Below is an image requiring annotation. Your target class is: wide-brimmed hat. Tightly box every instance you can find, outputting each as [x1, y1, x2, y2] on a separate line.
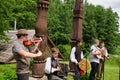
[16, 29, 28, 35]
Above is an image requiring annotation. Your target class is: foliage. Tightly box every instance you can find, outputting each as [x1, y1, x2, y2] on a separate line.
[47, 0, 73, 45]
[0, 0, 120, 54]
[57, 44, 71, 61]
[83, 3, 120, 54]
[0, 0, 37, 42]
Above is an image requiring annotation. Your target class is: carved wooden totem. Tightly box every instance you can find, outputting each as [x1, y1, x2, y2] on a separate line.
[32, 0, 50, 78]
[70, 0, 84, 71]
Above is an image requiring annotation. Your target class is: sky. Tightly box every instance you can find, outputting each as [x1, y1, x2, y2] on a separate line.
[87, 0, 120, 30]
[87, 0, 120, 15]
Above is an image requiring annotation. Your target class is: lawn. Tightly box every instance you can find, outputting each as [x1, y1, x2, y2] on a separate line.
[104, 64, 119, 80]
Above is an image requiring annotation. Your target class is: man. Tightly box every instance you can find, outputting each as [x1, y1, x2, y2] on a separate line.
[12, 29, 42, 80]
[88, 39, 102, 80]
[70, 38, 84, 80]
[45, 47, 63, 80]
[96, 41, 109, 80]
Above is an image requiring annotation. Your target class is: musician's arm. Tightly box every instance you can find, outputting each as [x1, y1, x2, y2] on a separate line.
[81, 51, 84, 59]
[105, 48, 108, 57]
[70, 47, 78, 64]
[18, 50, 42, 58]
[103, 48, 109, 59]
[91, 49, 100, 56]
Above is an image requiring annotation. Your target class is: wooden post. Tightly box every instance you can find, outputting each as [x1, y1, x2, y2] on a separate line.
[70, 0, 84, 71]
[32, 0, 50, 78]
[32, 0, 63, 78]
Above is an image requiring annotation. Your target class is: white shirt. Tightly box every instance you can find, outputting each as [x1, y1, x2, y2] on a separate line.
[70, 47, 84, 64]
[45, 57, 58, 74]
[90, 45, 100, 63]
[101, 47, 108, 57]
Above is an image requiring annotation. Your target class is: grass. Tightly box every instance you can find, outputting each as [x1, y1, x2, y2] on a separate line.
[0, 54, 119, 80]
[104, 64, 119, 80]
[0, 63, 17, 80]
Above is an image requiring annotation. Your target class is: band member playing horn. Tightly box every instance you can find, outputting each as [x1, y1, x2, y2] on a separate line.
[70, 38, 84, 80]
[88, 39, 102, 80]
[96, 41, 108, 80]
[12, 29, 43, 80]
[45, 47, 63, 80]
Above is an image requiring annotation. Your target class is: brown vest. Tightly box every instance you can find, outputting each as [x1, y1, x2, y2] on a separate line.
[51, 56, 58, 68]
[75, 46, 82, 62]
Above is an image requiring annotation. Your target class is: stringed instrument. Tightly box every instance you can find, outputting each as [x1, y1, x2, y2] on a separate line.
[95, 47, 107, 59]
[95, 50, 102, 59]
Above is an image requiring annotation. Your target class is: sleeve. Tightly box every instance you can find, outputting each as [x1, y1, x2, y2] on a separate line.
[90, 45, 97, 53]
[45, 57, 57, 74]
[12, 44, 23, 53]
[81, 51, 84, 59]
[70, 47, 78, 64]
[105, 48, 108, 57]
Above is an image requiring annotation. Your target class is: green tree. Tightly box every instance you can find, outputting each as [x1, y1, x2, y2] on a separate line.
[0, 0, 37, 43]
[47, 0, 73, 45]
[83, 3, 120, 54]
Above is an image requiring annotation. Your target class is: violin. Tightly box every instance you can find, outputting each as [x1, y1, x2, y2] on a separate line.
[23, 40, 33, 46]
[23, 34, 43, 46]
[23, 38, 42, 46]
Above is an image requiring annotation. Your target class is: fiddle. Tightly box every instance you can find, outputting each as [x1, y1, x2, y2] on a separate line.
[23, 34, 43, 46]
[23, 37, 42, 46]
[23, 40, 33, 46]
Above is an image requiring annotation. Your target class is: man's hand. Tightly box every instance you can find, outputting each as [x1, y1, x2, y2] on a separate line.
[56, 66, 61, 71]
[36, 51, 42, 57]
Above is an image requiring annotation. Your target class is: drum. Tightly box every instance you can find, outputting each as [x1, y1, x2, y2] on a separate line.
[78, 59, 90, 71]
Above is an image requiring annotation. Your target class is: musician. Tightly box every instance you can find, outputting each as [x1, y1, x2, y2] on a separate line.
[99, 41, 108, 59]
[70, 38, 84, 80]
[88, 39, 102, 80]
[45, 47, 63, 80]
[12, 29, 42, 80]
[96, 41, 108, 79]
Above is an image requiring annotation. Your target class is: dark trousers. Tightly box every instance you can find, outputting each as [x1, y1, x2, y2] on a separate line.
[74, 64, 80, 80]
[88, 62, 99, 80]
[17, 73, 29, 80]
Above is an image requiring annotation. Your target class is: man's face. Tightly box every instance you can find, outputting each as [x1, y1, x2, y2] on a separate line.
[79, 42, 82, 46]
[22, 34, 28, 41]
[53, 51, 59, 58]
[100, 42, 104, 47]
[96, 41, 99, 46]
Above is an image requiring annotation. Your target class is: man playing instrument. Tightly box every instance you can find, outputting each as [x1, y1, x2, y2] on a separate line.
[45, 47, 63, 80]
[70, 38, 84, 80]
[88, 39, 102, 80]
[12, 29, 43, 80]
[96, 41, 108, 80]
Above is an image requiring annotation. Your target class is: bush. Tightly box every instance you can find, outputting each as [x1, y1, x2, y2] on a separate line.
[57, 44, 71, 61]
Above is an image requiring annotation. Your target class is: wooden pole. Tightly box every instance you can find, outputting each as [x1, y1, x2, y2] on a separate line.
[32, 0, 50, 78]
[70, 0, 84, 71]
